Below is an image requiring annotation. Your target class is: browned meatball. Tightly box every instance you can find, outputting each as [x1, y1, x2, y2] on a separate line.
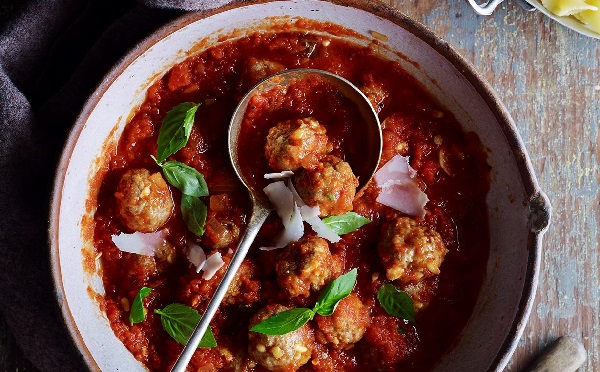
[222, 259, 261, 306]
[362, 315, 412, 368]
[359, 74, 389, 114]
[242, 57, 286, 87]
[124, 255, 157, 286]
[402, 279, 436, 312]
[204, 218, 240, 249]
[315, 293, 370, 349]
[265, 117, 329, 172]
[248, 304, 315, 372]
[295, 156, 358, 217]
[377, 217, 448, 283]
[115, 168, 173, 232]
[276, 235, 341, 299]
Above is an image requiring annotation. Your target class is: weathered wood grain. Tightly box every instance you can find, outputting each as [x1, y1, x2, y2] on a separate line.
[384, 0, 599, 371]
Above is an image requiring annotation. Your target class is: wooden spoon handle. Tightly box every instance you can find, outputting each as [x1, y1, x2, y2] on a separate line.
[526, 336, 587, 372]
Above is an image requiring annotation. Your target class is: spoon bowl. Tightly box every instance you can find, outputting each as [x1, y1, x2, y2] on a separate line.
[230, 68, 383, 195]
[170, 68, 382, 371]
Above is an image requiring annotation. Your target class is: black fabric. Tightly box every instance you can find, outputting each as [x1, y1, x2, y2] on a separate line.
[0, 1, 232, 370]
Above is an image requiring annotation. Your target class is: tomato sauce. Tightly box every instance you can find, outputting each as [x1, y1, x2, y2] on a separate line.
[92, 28, 490, 372]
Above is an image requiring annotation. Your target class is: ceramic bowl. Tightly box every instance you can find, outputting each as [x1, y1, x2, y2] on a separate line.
[49, 1, 551, 371]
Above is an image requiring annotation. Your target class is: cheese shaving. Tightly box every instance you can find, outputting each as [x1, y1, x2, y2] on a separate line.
[111, 230, 166, 256]
[186, 242, 207, 273]
[374, 155, 429, 217]
[202, 252, 225, 280]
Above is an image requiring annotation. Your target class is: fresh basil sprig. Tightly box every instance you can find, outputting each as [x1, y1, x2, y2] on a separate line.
[250, 308, 315, 336]
[154, 303, 217, 348]
[151, 155, 208, 198]
[160, 160, 208, 197]
[314, 268, 357, 316]
[129, 286, 151, 326]
[250, 268, 358, 336]
[156, 102, 200, 163]
[377, 283, 415, 323]
[321, 212, 370, 235]
[150, 102, 209, 237]
[181, 194, 208, 236]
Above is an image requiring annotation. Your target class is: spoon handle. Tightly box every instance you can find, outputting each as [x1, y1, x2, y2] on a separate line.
[526, 336, 587, 372]
[171, 197, 271, 372]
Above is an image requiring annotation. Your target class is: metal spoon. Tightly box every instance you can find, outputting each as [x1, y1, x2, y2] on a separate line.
[170, 68, 382, 372]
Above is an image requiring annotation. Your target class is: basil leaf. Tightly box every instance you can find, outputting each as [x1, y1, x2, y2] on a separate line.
[181, 194, 207, 236]
[377, 283, 415, 323]
[129, 286, 152, 326]
[161, 161, 208, 197]
[154, 303, 216, 348]
[156, 102, 200, 163]
[321, 212, 370, 235]
[250, 308, 314, 336]
[314, 268, 357, 316]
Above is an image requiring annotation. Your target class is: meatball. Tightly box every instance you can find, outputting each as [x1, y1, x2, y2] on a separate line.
[124, 255, 157, 286]
[222, 259, 261, 306]
[248, 304, 315, 372]
[295, 156, 358, 217]
[276, 235, 341, 299]
[377, 217, 447, 283]
[359, 74, 389, 114]
[363, 315, 412, 368]
[243, 57, 286, 87]
[402, 279, 436, 312]
[204, 218, 240, 249]
[265, 117, 329, 172]
[315, 293, 370, 349]
[115, 168, 173, 232]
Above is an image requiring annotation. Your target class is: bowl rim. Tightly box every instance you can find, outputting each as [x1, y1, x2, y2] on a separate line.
[49, 0, 551, 371]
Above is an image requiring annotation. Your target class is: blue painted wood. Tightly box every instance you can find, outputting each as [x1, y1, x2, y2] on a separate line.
[386, 0, 599, 370]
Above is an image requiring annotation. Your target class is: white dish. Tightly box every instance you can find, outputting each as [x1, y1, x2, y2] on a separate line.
[526, 0, 600, 39]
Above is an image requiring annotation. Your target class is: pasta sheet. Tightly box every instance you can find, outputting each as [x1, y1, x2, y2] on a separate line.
[542, 0, 600, 32]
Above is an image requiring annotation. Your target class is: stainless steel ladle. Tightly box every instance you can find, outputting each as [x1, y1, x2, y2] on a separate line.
[170, 68, 382, 372]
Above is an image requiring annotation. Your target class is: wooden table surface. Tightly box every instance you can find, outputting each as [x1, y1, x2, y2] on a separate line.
[1, 0, 598, 371]
[389, 1, 599, 370]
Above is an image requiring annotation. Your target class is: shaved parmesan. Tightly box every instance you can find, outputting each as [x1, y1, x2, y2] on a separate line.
[300, 204, 320, 220]
[264, 170, 294, 179]
[300, 205, 341, 243]
[287, 179, 306, 207]
[259, 246, 281, 251]
[202, 252, 225, 280]
[374, 155, 429, 217]
[275, 204, 304, 245]
[260, 195, 304, 251]
[111, 230, 166, 256]
[186, 242, 206, 273]
[185, 243, 226, 279]
[264, 181, 295, 227]
[262, 179, 343, 248]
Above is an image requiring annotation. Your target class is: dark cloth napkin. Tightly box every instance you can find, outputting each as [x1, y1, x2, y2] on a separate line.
[0, 0, 233, 370]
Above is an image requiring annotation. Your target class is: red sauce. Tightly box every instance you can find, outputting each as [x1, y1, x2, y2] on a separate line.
[93, 28, 490, 372]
